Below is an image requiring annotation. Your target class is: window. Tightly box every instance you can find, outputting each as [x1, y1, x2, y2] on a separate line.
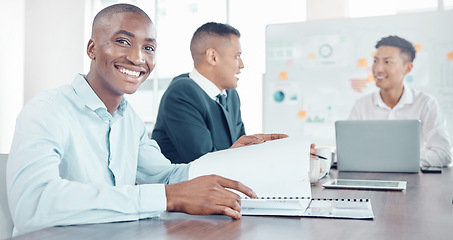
[348, 0, 440, 18]
[445, 0, 453, 9]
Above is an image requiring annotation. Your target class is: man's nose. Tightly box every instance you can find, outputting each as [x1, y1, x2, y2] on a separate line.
[127, 47, 145, 65]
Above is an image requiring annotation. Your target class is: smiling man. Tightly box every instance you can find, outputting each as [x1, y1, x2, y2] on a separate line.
[348, 35, 451, 167]
[7, 4, 257, 236]
[152, 22, 288, 164]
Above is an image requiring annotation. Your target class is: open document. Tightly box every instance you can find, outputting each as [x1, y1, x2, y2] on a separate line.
[189, 136, 313, 216]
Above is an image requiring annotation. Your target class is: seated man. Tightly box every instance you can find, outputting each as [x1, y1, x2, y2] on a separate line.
[7, 4, 257, 236]
[152, 22, 286, 163]
[348, 35, 452, 167]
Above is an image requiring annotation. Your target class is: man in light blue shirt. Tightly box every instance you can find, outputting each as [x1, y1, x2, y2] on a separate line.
[7, 4, 256, 236]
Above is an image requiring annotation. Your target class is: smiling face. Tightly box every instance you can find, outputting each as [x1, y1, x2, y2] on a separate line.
[372, 45, 413, 91]
[212, 34, 244, 90]
[86, 12, 156, 98]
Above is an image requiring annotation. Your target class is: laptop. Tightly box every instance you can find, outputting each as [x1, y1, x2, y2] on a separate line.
[335, 120, 420, 173]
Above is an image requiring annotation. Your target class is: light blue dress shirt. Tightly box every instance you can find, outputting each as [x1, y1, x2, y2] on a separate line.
[7, 74, 190, 236]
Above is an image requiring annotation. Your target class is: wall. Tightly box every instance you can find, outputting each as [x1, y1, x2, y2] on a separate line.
[24, 0, 86, 103]
[0, 0, 86, 153]
[306, 0, 348, 20]
[0, 0, 25, 153]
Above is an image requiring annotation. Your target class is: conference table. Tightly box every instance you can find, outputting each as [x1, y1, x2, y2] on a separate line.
[7, 168, 453, 240]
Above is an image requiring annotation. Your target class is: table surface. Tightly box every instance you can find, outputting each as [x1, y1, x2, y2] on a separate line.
[8, 168, 453, 240]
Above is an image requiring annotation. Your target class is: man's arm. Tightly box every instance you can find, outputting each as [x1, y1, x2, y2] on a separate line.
[420, 98, 452, 167]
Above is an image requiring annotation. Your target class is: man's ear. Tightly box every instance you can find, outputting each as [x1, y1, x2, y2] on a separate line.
[205, 48, 217, 66]
[87, 39, 96, 60]
[405, 62, 413, 75]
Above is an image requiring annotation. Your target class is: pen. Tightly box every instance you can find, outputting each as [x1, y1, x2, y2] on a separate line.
[311, 154, 327, 160]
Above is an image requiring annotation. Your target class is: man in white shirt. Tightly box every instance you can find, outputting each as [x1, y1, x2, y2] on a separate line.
[7, 4, 257, 236]
[349, 35, 451, 167]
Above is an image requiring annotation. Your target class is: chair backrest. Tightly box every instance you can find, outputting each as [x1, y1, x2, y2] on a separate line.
[0, 153, 13, 239]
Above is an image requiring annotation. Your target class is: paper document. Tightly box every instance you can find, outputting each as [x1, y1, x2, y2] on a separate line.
[189, 136, 312, 215]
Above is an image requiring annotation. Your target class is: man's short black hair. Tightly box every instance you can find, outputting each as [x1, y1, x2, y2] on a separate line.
[375, 35, 416, 62]
[190, 22, 241, 63]
[93, 3, 150, 30]
[193, 22, 240, 39]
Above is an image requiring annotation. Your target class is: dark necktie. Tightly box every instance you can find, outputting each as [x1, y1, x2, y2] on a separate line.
[217, 94, 228, 111]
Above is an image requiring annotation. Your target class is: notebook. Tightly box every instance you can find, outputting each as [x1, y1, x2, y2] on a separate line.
[239, 198, 374, 219]
[335, 120, 420, 173]
[189, 136, 375, 219]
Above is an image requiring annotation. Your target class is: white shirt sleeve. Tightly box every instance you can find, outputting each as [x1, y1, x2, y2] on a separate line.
[418, 97, 452, 167]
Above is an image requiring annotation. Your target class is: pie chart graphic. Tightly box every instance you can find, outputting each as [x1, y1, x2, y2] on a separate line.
[274, 91, 285, 103]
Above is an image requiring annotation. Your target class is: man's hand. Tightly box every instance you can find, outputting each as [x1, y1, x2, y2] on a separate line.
[165, 175, 257, 219]
[230, 133, 289, 149]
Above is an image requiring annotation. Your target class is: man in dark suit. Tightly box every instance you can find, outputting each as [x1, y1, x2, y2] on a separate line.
[152, 22, 287, 163]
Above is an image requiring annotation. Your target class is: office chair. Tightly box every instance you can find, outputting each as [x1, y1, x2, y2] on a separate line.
[0, 154, 13, 239]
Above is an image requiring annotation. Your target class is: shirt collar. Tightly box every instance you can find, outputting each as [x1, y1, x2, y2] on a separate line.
[71, 74, 127, 115]
[189, 68, 227, 100]
[373, 84, 413, 109]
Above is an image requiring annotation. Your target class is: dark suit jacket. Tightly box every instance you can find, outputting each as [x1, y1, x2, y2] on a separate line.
[152, 73, 246, 163]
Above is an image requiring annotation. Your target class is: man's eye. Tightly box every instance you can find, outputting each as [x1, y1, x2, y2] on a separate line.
[117, 39, 129, 45]
[145, 46, 155, 52]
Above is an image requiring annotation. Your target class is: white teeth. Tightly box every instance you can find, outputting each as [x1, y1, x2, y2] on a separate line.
[119, 68, 140, 77]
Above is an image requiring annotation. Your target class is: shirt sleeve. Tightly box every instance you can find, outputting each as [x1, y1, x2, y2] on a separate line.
[6, 99, 188, 236]
[419, 98, 452, 167]
[136, 130, 190, 185]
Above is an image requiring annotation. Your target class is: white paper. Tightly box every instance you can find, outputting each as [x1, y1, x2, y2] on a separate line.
[189, 136, 312, 215]
[302, 199, 374, 219]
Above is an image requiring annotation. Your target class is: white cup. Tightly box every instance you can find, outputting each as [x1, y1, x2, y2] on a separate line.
[309, 157, 320, 184]
[316, 147, 332, 179]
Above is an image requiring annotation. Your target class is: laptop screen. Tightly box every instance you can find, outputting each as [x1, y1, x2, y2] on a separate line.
[335, 120, 420, 173]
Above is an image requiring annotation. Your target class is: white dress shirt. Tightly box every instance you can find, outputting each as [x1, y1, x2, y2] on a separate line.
[7, 74, 190, 236]
[189, 68, 227, 101]
[348, 85, 452, 167]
